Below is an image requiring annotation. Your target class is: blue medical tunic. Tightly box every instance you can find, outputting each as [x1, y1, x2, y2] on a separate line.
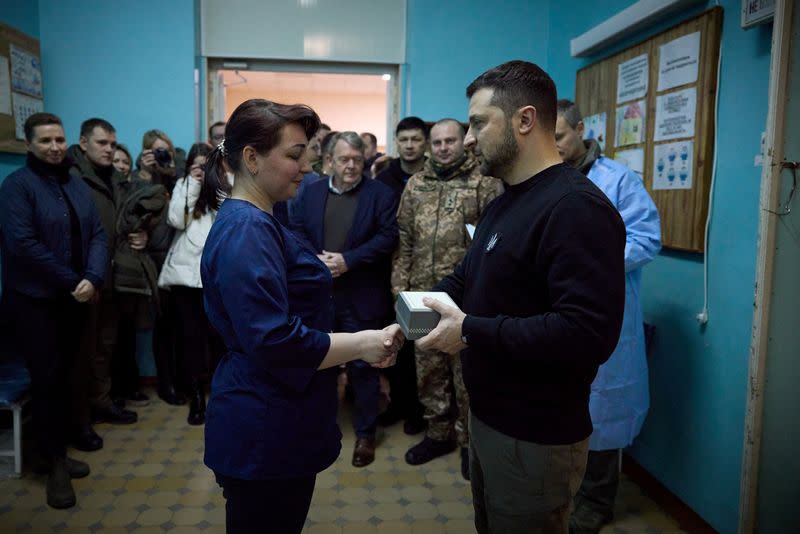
[201, 198, 341, 480]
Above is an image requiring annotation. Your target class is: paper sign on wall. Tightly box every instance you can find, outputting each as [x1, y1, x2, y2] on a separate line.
[9, 44, 42, 98]
[0, 56, 11, 115]
[658, 32, 700, 91]
[655, 87, 696, 141]
[615, 100, 646, 147]
[12, 92, 44, 140]
[653, 140, 693, 190]
[582, 112, 606, 152]
[617, 54, 649, 103]
[614, 148, 645, 176]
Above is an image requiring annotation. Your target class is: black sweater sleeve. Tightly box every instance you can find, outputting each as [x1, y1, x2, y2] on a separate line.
[461, 191, 625, 368]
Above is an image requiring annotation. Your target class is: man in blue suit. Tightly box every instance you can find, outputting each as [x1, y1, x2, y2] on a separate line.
[289, 131, 399, 468]
[556, 100, 662, 534]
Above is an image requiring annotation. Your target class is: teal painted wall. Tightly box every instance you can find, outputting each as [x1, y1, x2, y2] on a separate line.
[404, 0, 550, 122]
[547, 2, 772, 533]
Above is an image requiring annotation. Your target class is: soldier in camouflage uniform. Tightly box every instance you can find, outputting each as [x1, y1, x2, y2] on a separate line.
[392, 118, 503, 479]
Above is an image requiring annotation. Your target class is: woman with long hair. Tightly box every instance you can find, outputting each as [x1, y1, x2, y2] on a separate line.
[158, 142, 224, 422]
[199, 99, 403, 533]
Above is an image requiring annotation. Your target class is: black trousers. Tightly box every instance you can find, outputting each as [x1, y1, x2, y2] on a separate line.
[171, 286, 224, 385]
[570, 449, 621, 534]
[7, 291, 85, 458]
[215, 473, 316, 534]
[382, 340, 424, 421]
[153, 288, 181, 392]
[112, 293, 150, 399]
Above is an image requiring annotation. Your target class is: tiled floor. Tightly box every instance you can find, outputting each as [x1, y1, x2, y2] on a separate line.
[0, 389, 687, 533]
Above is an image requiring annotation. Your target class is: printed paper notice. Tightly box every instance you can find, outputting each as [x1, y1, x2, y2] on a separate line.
[655, 87, 696, 141]
[617, 54, 649, 103]
[12, 92, 44, 140]
[615, 100, 646, 147]
[582, 112, 607, 152]
[10, 44, 42, 98]
[657, 32, 700, 91]
[653, 141, 693, 190]
[0, 56, 11, 115]
[614, 148, 645, 176]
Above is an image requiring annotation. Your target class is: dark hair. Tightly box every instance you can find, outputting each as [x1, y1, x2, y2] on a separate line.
[182, 142, 215, 218]
[431, 118, 466, 137]
[395, 116, 429, 138]
[360, 132, 377, 146]
[115, 143, 132, 163]
[80, 117, 116, 138]
[466, 60, 557, 132]
[556, 99, 582, 129]
[200, 99, 321, 210]
[24, 112, 63, 142]
[208, 121, 226, 140]
[320, 131, 340, 157]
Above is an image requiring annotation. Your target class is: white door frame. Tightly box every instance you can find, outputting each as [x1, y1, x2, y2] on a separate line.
[739, 1, 795, 532]
[204, 59, 400, 152]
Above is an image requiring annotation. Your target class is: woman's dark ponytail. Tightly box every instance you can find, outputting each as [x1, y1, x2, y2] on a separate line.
[200, 143, 231, 211]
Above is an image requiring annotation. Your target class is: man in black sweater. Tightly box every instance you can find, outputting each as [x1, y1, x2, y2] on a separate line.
[417, 61, 626, 533]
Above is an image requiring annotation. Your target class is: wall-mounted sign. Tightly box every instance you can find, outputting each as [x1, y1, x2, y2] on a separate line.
[741, 0, 775, 29]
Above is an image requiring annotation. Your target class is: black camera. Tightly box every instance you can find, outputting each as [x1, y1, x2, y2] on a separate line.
[153, 148, 172, 167]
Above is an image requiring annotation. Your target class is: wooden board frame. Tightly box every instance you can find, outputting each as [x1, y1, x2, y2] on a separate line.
[576, 7, 723, 252]
[0, 22, 42, 154]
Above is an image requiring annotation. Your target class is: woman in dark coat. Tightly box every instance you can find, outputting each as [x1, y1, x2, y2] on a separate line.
[0, 113, 107, 509]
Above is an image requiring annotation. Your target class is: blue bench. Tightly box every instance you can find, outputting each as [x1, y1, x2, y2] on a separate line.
[0, 358, 30, 478]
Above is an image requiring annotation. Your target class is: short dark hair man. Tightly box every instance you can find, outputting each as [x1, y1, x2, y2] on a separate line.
[68, 118, 143, 434]
[208, 121, 226, 146]
[556, 99, 661, 533]
[418, 61, 627, 532]
[360, 132, 383, 176]
[374, 116, 428, 200]
[289, 132, 399, 468]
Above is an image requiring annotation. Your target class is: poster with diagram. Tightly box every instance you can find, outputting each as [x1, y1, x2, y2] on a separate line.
[615, 100, 646, 147]
[9, 44, 42, 98]
[582, 112, 606, 152]
[653, 140, 693, 190]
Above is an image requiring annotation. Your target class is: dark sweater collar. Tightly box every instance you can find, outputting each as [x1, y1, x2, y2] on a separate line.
[507, 163, 571, 195]
[26, 152, 71, 183]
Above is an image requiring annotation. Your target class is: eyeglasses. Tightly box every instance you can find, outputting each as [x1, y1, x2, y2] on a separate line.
[335, 156, 364, 166]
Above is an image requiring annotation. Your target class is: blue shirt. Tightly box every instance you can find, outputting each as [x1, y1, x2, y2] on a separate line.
[200, 199, 341, 480]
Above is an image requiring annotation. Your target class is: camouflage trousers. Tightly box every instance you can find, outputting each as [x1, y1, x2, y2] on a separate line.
[414, 345, 470, 447]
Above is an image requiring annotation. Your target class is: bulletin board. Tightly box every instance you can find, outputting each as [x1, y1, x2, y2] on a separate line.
[0, 22, 44, 154]
[575, 7, 723, 252]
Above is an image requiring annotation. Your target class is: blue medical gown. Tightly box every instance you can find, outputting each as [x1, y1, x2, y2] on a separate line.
[586, 157, 661, 451]
[200, 199, 341, 479]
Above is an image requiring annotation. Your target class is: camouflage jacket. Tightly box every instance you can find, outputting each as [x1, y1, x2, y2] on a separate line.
[391, 155, 504, 295]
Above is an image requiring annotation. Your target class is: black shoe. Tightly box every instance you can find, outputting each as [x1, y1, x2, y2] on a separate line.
[113, 397, 125, 408]
[93, 405, 138, 425]
[69, 425, 103, 452]
[35, 456, 90, 479]
[158, 385, 186, 406]
[187, 383, 206, 426]
[403, 417, 426, 436]
[127, 391, 150, 407]
[461, 447, 470, 480]
[46, 457, 76, 509]
[405, 436, 457, 465]
[377, 406, 403, 427]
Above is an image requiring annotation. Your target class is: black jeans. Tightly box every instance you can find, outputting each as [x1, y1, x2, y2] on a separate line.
[7, 291, 85, 458]
[171, 286, 224, 385]
[382, 340, 424, 421]
[215, 473, 316, 534]
[112, 293, 150, 399]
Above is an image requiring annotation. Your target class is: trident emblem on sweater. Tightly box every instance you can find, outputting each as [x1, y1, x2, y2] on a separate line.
[486, 233, 499, 253]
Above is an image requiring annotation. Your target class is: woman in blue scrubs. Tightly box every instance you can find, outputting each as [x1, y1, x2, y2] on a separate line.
[198, 99, 404, 534]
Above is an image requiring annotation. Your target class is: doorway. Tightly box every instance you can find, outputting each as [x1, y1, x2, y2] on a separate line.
[206, 61, 400, 153]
